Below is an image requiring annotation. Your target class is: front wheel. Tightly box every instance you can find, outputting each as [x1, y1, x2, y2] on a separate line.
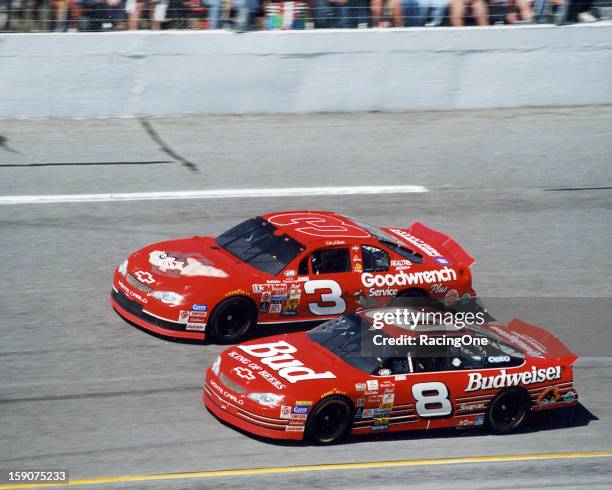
[305, 396, 353, 444]
[208, 297, 256, 343]
[486, 388, 530, 434]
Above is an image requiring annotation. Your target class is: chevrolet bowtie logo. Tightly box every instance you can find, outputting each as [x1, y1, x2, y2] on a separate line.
[233, 367, 256, 381]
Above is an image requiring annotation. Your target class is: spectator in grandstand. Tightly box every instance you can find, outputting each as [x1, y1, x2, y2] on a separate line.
[450, 0, 488, 25]
[401, 0, 428, 26]
[505, 0, 533, 22]
[314, 0, 351, 27]
[370, 0, 402, 26]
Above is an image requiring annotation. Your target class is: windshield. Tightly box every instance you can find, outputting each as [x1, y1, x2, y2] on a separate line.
[308, 310, 525, 375]
[348, 217, 423, 263]
[307, 314, 389, 374]
[216, 217, 304, 275]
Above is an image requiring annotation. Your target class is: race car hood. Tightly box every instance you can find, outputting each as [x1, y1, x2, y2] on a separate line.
[125, 236, 267, 291]
[216, 332, 354, 394]
[484, 319, 578, 364]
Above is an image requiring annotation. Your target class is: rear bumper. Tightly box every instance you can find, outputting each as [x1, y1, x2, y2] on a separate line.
[110, 289, 205, 341]
[203, 382, 303, 441]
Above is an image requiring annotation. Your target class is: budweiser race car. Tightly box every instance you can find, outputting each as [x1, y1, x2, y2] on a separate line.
[203, 305, 578, 443]
[111, 211, 475, 342]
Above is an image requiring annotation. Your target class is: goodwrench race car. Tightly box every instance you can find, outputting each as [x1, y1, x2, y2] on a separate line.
[203, 304, 579, 443]
[111, 211, 475, 342]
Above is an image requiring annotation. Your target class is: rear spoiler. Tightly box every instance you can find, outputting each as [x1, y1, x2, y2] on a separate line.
[384, 222, 476, 268]
[487, 319, 578, 364]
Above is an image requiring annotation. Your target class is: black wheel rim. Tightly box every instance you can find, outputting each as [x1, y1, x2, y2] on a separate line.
[315, 402, 347, 439]
[493, 395, 524, 428]
[217, 300, 251, 339]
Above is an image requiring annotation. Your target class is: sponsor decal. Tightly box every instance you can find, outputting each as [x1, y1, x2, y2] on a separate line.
[390, 259, 412, 271]
[149, 250, 227, 278]
[118, 279, 148, 304]
[457, 418, 476, 427]
[389, 229, 442, 257]
[325, 240, 347, 246]
[367, 394, 384, 404]
[281, 285, 301, 316]
[225, 289, 251, 297]
[369, 288, 398, 297]
[378, 368, 391, 376]
[355, 383, 366, 391]
[362, 409, 374, 418]
[380, 380, 395, 393]
[232, 367, 256, 381]
[357, 398, 365, 407]
[293, 405, 309, 415]
[285, 425, 305, 432]
[361, 267, 457, 290]
[280, 406, 292, 419]
[188, 311, 208, 321]
[373, 409, 391, 417]
[186, 322, 206, 331]
[379, 402, 393, 410]
[466, 366, 562, 392]
[430, 283, 448, 294]
[178, 310, 190, 324]
[354, 262, 363, 272]
[395, 374, 406, 381]
[269, 304, 281, 313]
[434, 257, 451, 265]
[295, 400, 313, 406]
[457, 401, 488, 412]
[563, 391, 577, 403]
[192, 304, 208, 312]
[237, 341, 336, 384]
[372, 424, 389, 431]
[366, 380, 379, 392]
[354, 408, 363, 418]
[488, 355, 511, 363]
[476, 415, 485, 425]
[290, 413, 307, 421]
[382, 393, 395, 404]
[284, 270, 297, 277]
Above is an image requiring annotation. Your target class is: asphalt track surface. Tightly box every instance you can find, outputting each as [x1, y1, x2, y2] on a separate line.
[1, 106, 611, 489]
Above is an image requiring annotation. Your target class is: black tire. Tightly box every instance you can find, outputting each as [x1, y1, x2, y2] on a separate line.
[486, 388, 530, 434]
[305, 396, 353, 445]
[208, 296, 257, 343]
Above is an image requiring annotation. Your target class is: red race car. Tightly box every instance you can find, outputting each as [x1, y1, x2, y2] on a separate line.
[203, 306, 579, 443]
[111, 211, 475, 342]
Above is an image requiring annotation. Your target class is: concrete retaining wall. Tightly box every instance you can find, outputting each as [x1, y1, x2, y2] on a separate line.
[1, 24, 611, 117]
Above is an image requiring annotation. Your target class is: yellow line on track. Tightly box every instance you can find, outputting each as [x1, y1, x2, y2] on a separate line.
[1, 451, 611, 489]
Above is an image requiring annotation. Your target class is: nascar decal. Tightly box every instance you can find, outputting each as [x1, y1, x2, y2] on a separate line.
[149, 251, 228, 278]
[237, 341, 336, 383]
[466, 366, 562, 392]
[389, 229, 442, 257]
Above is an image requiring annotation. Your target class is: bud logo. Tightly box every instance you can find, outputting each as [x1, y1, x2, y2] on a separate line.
[237, 341, 336, 384]
[361, 267, 457, 289]
[389, 229, 442, 257]
[466, 366, 562, 392]
[233, 367, 256, 381]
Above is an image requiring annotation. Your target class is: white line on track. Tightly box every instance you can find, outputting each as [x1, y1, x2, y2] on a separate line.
[0, 185, 428, 205]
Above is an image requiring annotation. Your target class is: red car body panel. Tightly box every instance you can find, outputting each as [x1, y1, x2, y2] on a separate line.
[203, 317, 578, 440]
[111, 211, 475, 340]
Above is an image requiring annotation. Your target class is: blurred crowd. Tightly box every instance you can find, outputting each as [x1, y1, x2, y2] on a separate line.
[0, 0, 607, 31]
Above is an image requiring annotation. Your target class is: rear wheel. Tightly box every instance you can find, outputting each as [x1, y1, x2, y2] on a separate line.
[208, 297, 256, 343]
[305, 396, 353, 444]
[486, 388, 530, 434]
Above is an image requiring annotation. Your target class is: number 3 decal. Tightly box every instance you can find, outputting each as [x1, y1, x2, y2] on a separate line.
[304, 280, 346, 316]
[412, 382, 452, 417]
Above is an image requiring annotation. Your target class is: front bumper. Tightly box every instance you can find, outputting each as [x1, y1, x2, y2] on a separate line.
[110, 288, 205, 340]
[203, 380, 303, 441]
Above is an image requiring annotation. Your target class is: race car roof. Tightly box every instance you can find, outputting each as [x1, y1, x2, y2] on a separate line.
[260, 210, 371, 244]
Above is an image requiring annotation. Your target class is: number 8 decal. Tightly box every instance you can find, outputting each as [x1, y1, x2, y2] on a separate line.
[412, 382, 452, 417]
[304, 280, 346, 316]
